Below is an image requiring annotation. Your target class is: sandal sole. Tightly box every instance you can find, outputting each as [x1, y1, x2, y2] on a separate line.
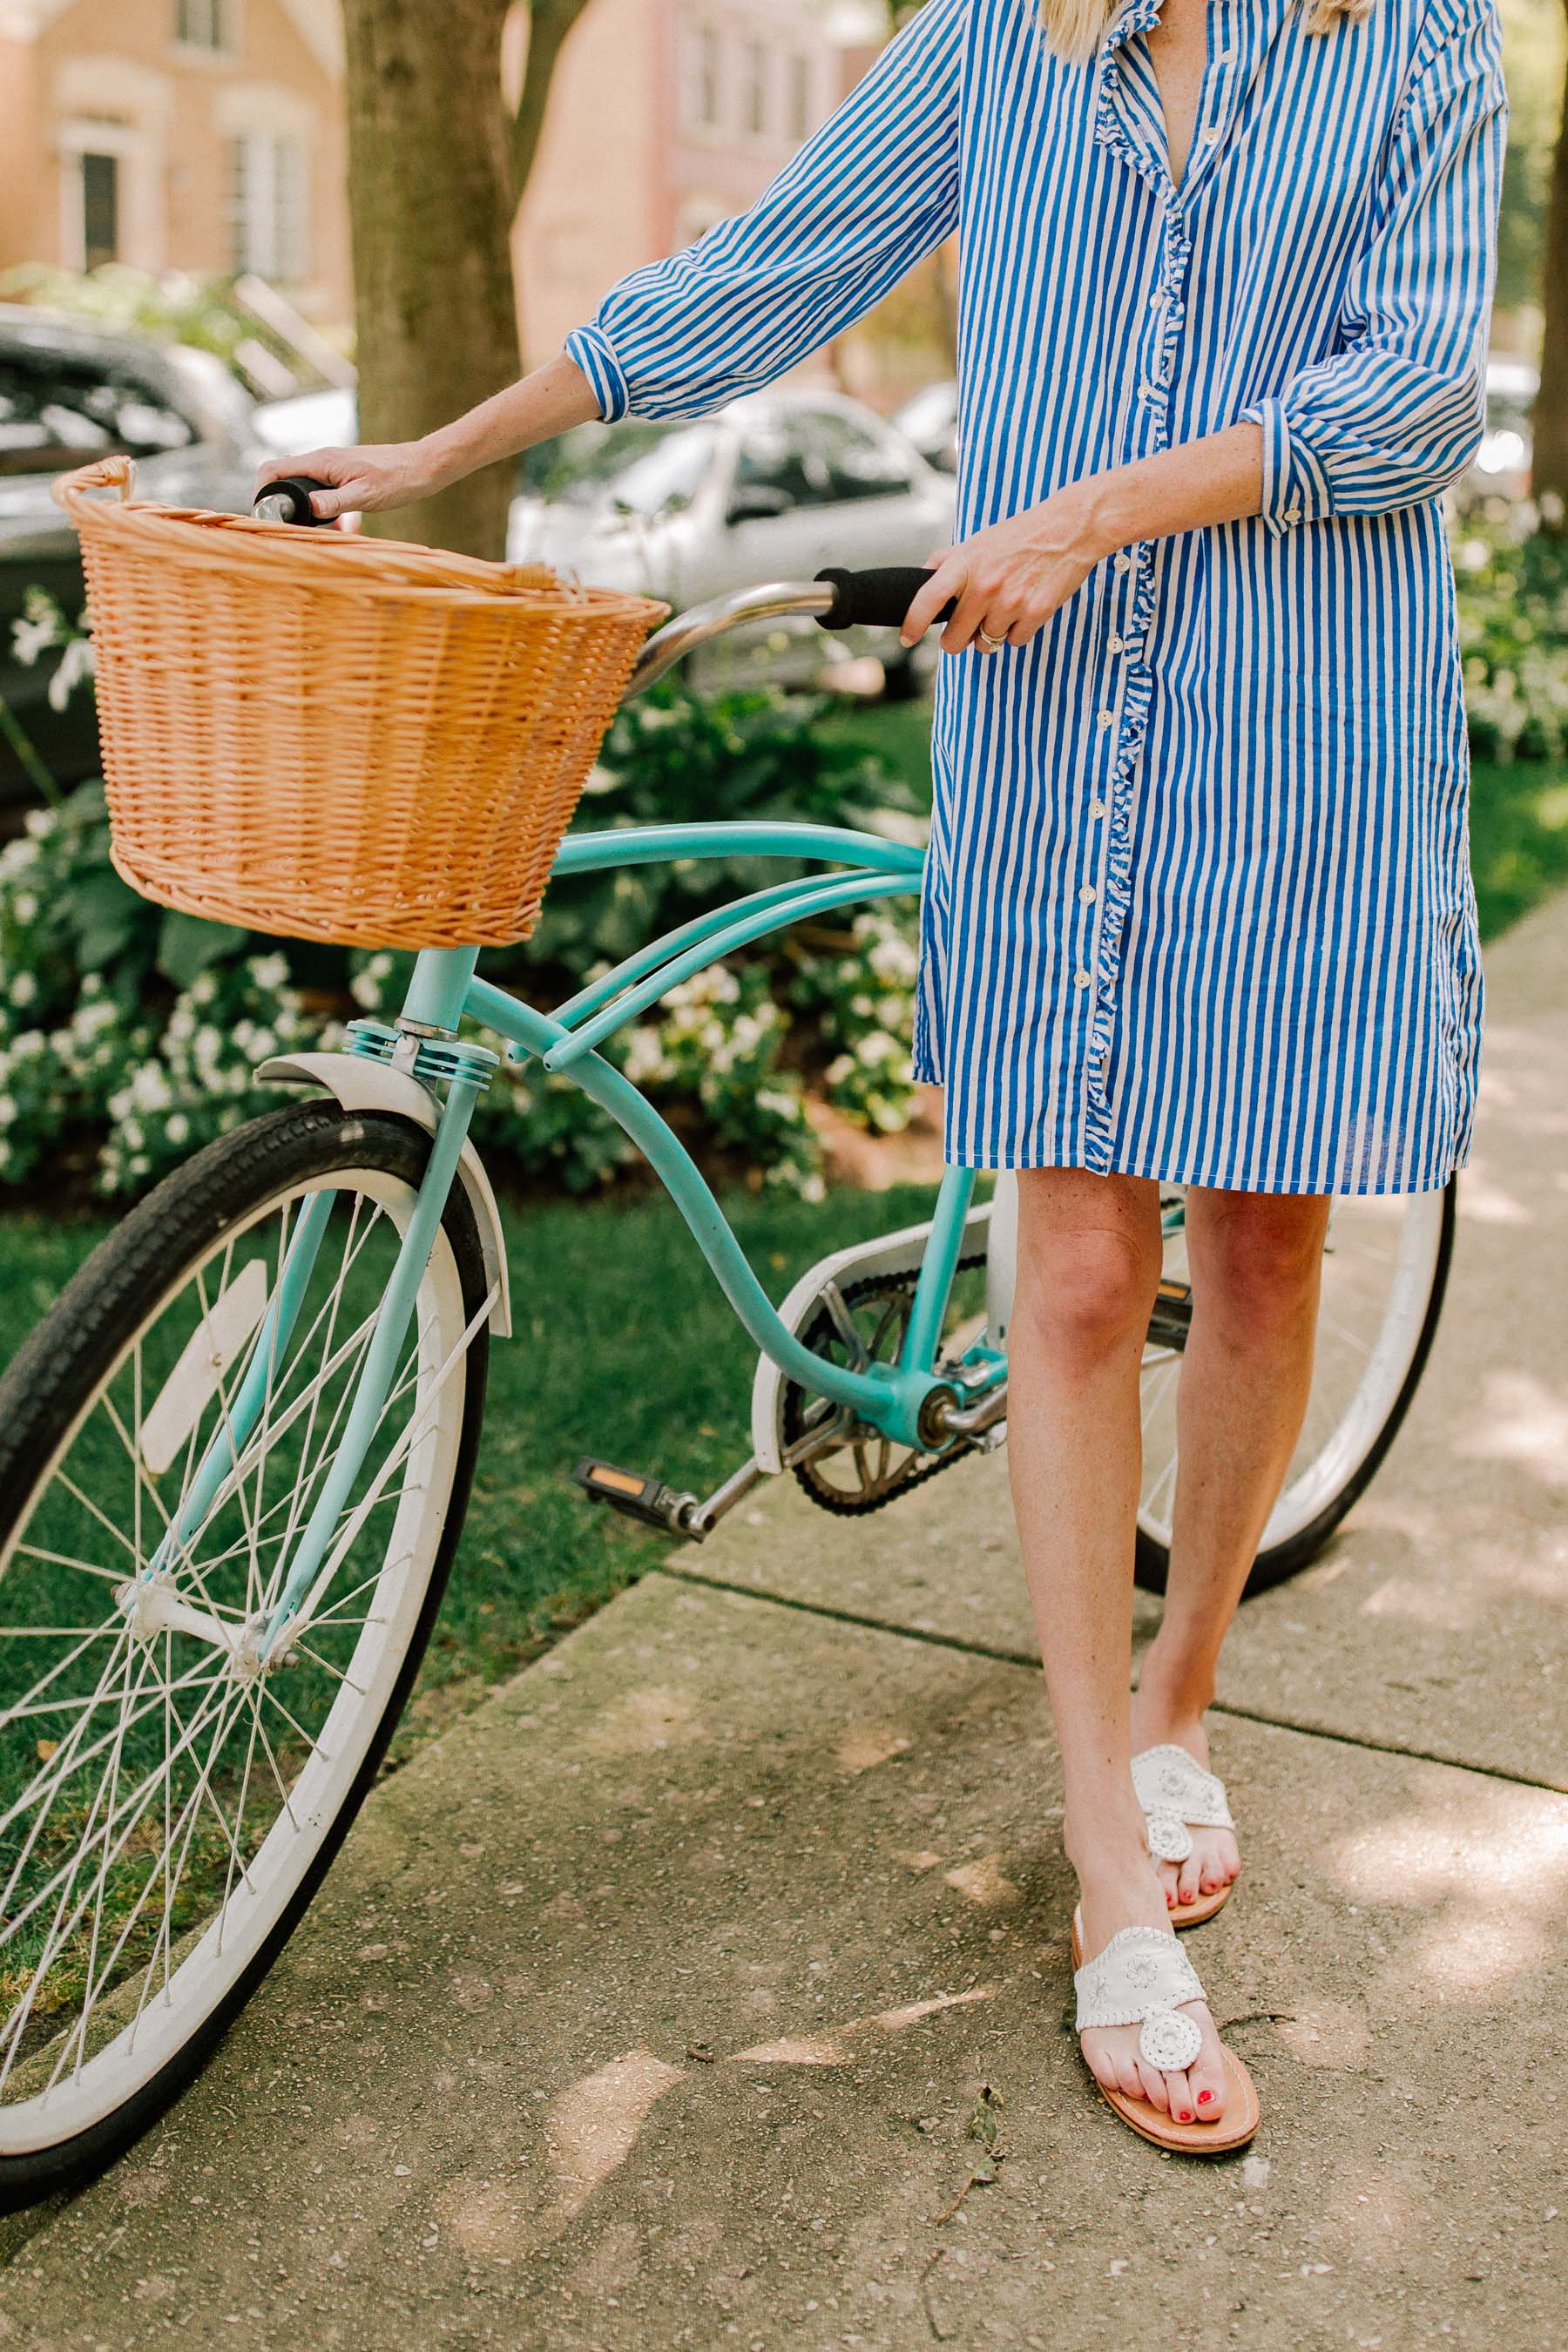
[1071, 1913, 1261, 2156]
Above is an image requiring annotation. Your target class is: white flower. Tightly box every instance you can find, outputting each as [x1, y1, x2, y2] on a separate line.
[0, 1097, 17, 1127]
[622, 1027, 666, 1085]
[250, 953, 287, 992]
[164, 1113, 190, 1146]
[45, 637, 95, 713]
[11, 891, 37, 926]
[8, 973, 37, 1009]
[24, 810, 57, 841]
[130, 1064, 174, 1114]
[10, 613, 56, 669]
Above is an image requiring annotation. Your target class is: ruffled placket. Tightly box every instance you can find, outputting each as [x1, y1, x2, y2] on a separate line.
[1078, 2, 1213, 1169]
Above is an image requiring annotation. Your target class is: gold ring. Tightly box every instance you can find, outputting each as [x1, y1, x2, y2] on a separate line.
[977, 628, 1006, 654]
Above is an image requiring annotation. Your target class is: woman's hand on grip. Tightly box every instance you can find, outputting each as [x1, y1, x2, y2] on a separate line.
[253, 440, 443, 524]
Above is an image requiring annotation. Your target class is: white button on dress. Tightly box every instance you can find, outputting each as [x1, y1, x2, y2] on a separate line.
[568, 0, 1505, 1193]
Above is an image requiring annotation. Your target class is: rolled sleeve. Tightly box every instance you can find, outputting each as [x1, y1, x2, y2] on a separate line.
[564, 323, 631, 424]
[1239, 395, 1335, 535]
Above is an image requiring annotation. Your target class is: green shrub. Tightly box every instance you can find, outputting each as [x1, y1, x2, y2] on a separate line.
[1454, 501, 1568, 764]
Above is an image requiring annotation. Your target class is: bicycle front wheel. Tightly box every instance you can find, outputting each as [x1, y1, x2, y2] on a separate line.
[0, 1102, 491, 2205]
[1136, 1182, 1455, 1598]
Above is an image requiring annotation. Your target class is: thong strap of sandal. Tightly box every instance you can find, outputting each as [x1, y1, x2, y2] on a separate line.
[1132, 1743, 1235, 1926]
[1071, 1915, 1260, 2155]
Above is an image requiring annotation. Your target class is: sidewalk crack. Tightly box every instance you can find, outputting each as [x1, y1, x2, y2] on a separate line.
[654, 1567, 1567, 1799]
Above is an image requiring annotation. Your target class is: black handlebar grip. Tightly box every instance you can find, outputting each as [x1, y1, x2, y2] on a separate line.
[814, 566, 957, 632]
[253, 476, 335, 527]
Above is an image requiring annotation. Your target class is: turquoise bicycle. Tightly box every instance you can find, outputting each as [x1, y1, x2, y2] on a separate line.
[0, 541, 1452, 2200]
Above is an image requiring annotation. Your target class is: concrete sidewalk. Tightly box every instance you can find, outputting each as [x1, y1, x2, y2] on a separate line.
[3, 897, 1565, 2352]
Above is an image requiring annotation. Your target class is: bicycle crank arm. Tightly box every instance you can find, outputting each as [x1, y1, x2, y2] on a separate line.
[572, 1451, 772, 1542]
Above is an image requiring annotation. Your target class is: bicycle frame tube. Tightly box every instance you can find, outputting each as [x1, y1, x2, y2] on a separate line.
[242, 819, 974, 1642]
[146, 1187, 338, 1581]
[258, 1051, 490, 1656]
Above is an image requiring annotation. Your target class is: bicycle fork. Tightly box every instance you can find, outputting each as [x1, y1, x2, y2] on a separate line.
[135, 1053, 491, 1666]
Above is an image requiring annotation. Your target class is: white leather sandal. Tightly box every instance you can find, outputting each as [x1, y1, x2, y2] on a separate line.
[1132, 1742, 1237, 1927]
[1071, 1910, 1260, 2154]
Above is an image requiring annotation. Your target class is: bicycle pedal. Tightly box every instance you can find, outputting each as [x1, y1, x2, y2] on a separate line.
[572, 1457, 698, 1536]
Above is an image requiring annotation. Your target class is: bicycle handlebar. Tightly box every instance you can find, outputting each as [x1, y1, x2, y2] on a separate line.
[813, 567, 956, 632]
[251, 486, 959, 697]
[253, 476, 335, 528]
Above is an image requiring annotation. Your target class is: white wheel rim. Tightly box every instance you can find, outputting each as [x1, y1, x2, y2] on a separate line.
[1139, 1189, 1446, 1556]
[0, 1171, 470, 2153]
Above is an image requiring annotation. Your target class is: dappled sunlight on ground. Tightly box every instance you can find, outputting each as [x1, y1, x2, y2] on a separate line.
[1456, 1369, 1568, 1491]
[1324, 1779, 1568, 2003]
[441, 2046, 688, 2261]
[732, 1983, 996, 2066]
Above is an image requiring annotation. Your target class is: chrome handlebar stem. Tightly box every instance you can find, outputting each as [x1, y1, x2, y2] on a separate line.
[621, 579, 837, 702]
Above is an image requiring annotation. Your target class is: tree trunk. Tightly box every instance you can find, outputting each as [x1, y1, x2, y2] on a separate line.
[1536, 21, 1568, 522]
[510, 0, 594, 206]
[341, 0, 517, 558]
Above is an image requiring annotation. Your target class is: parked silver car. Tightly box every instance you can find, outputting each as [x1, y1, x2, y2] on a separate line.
[0, 307, 259, 796]
[255, 385, 957, 696]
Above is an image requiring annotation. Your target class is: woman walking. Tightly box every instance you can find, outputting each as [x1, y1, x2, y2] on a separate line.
[264, 0, 1506, 2150]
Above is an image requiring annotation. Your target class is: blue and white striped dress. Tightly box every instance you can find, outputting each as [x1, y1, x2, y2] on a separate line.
[567, 0, 1507, 1193]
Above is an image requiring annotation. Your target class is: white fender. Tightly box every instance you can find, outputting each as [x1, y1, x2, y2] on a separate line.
[749, 1197, 994, 1473]
[256, 1051, 512, 1338]
[985, 1172, 1017, 1352]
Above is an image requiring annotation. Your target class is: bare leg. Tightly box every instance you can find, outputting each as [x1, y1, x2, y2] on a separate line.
[1007, 1167, 1230, 2123]
[1132, 1187, 1332, 1909]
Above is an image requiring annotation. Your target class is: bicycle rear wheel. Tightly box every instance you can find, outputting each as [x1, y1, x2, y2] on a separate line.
[1135, 1183, 1454, 1598]
[0, 1102, 490, 2206]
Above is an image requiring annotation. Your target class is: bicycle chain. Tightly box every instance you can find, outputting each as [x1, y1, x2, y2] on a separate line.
[782, 1254, 991, 1518]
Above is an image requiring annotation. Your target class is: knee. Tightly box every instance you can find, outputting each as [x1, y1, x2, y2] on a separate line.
[1017, 1230, 1156, 1363]
[1201, 1211, 1324, 1339]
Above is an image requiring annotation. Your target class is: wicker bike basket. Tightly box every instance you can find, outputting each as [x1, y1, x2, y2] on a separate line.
[52, 456, 668, 950]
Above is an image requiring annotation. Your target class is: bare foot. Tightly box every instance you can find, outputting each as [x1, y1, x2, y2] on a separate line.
[1072, 1840, 1231, 2125]
[1128, 1704, 1241, 1913]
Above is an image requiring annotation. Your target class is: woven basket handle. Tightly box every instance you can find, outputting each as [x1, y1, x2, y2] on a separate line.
[52, 454, 138, 519]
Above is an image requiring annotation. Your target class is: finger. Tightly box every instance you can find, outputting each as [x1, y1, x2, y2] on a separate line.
[901, 558, 967, 648]
[946, 579, 1018, 658]
[941, 569, 997, 655]
[309, 477, 373, 522]
[974, 604, 1023, 655]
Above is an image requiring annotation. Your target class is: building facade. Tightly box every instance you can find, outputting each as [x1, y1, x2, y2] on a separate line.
[0, 0, 877, 369]
[0, 0, 352, 321]
[515, 0, 849, 365]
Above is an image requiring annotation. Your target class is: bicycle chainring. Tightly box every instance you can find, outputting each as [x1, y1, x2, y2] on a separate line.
[781, 1258, 987, 1518]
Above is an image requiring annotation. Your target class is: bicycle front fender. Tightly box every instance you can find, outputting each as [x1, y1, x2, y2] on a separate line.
[255, 1050, 513, 1340]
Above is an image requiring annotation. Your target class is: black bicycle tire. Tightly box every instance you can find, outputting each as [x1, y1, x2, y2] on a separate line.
[1133, 1178, 1456, 1601]
[0, 1102, 491, 2208]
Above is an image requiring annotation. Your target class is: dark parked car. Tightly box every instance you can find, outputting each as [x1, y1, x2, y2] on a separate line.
[0, 308, 259, 800]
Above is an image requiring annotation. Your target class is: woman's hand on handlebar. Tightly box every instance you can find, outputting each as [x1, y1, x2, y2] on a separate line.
[901, 486, 1111, 657]
[253, 440, 444, 524]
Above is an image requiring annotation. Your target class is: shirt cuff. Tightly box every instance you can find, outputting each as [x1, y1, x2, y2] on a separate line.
[1239, 397, 1333, 536]
[564, 324, 632, 424]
